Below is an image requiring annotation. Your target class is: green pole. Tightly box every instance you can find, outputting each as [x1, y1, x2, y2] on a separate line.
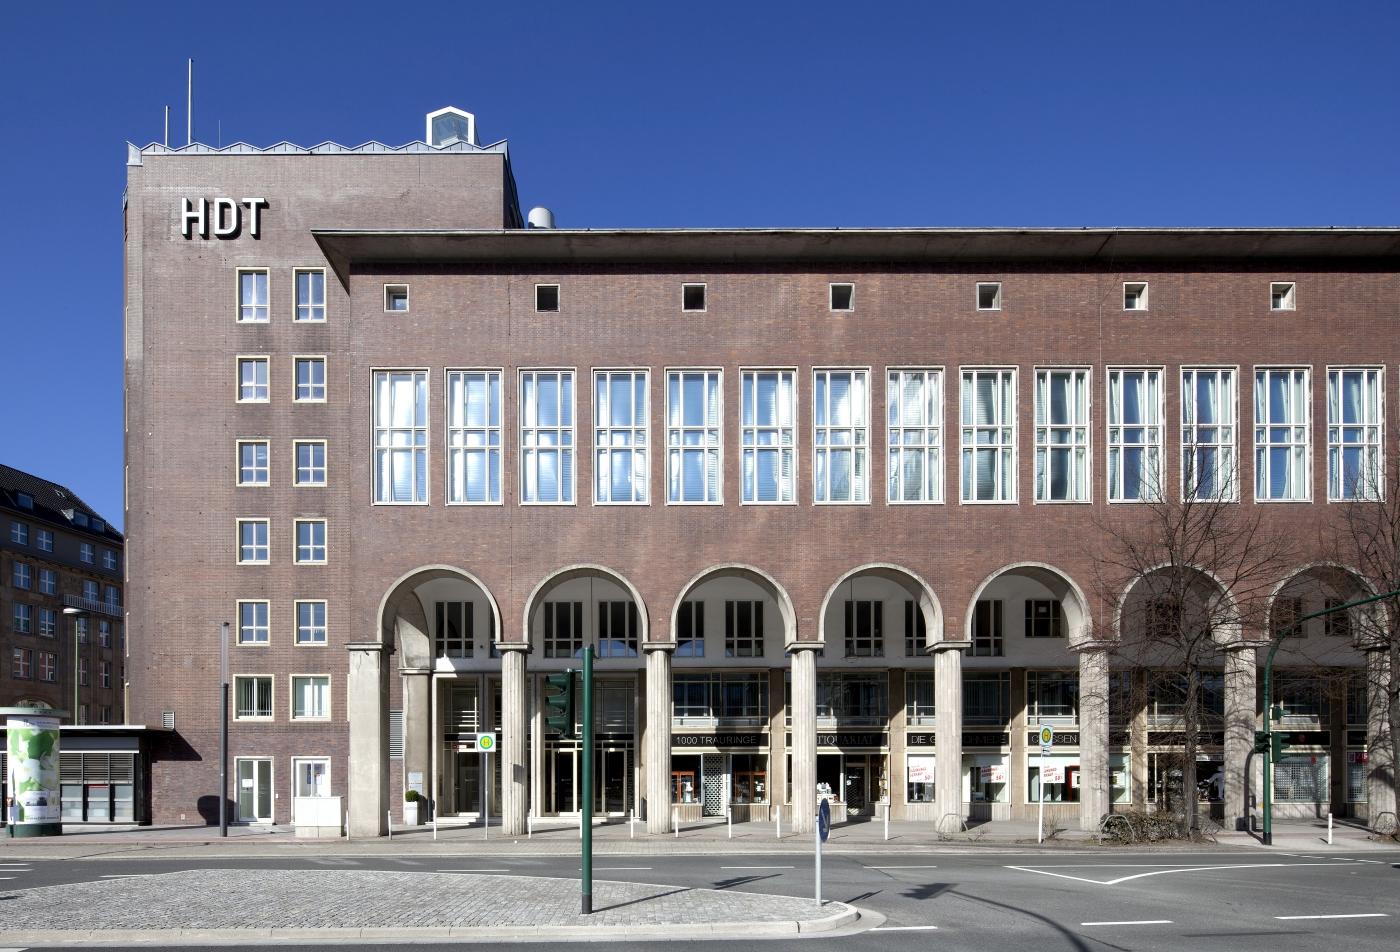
[1260, 587, 1400, 846]
[581, 645, 594, 915]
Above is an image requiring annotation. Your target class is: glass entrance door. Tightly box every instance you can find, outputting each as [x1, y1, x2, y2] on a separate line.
[236, 758, 273, 822]
[596, 748, 630, 815]
[455, 749, 483, 814]
[846, 759, 869, 814]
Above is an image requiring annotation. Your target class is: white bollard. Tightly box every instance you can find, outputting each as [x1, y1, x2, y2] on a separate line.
[433, 801, 438, 841]
[775, 804, 781, 839]
[579, 813, 583, 840]
[527, 813, 533, 839]
[630, 811, 636, 839]
[884, 803, 889, 842]
[387, 811, 392, 840]
[728, 805, 733, 839]
[673, 806, 679, 838]
[1328, 812, 1333, 845]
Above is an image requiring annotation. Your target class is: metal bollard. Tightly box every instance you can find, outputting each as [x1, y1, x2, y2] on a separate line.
[1328, 812, 1333, 845]
[673, 806, 679, 838]
[630, 811, 636, 839]
[527, 813, 533, 839]
[728, 805, 733, 839]
[387, 810, 392, 840]
[776, 804, 781, 839]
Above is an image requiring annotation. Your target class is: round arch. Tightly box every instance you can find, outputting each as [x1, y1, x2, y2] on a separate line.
[521, 563, 650, 644]
[818, 562, 944, 648]
[670, 563, 798, 645]
[966, 561, 1092, 645]
[1116, 561, 1238, 646]
[376, 564, 504, 658]
[1268, 560, 1384, 639]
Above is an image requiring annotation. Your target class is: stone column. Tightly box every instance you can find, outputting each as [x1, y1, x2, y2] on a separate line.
[933, 642, 967, 833]
[347, 642, 389, 837]
[644, 646, 673, 833]
[1365, 649, 1397, 824]
[888, 668, 907, 820]
[1223, 644, 1258, 830]
[768, 667, 788, 823]
[401, 670, 432, 823]
[500, 646, 529, 835]
[1130, 668, 1149, 809]
[1077, 647, 1110, 831]
[790, 646, 817, 834]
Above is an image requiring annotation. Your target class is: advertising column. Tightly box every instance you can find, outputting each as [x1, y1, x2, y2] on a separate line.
[3, 707, 65, 837]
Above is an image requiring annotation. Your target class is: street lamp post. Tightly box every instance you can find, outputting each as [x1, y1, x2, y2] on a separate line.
[220, 621, 229, 837]
[60, 607, 86, 725]
[1259, 587, 1400, 846]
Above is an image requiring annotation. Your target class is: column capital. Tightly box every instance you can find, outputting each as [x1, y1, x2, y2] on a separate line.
[1070, 638, 1114, 655]
[642, 641, 677, 653]
[931, 639, 973, 654]
[399, 667, 432, 676]
[784, 639, 823, 653]
[346, 641, 392, 654]
[1219, 639, 1269, 653]
[493, 641, 531, 655]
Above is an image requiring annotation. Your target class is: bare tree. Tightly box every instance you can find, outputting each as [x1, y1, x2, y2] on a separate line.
[1093, 454, 1297, 836]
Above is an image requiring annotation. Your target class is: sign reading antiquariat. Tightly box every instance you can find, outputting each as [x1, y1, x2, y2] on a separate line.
[671, 733, 764, 748]
[784, 732, 887, 749]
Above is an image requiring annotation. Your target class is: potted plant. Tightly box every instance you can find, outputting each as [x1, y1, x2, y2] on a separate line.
[403, 789, 420, 826]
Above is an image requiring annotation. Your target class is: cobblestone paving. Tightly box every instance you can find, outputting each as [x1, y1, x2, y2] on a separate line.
[0, 869, 832, 931]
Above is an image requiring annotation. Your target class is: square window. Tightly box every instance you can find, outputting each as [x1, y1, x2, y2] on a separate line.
[12, 562, 31, 589]
[977, 282, 1002, 310]
[237, 440, 270, 486]
[1271, 282, 1296, 311]
[294, 357, 327, 402]
[296, 600, 328, 645]
[38, 569, 56, 595]
[237, 269, 269, 323]
[384, 284, 409, 312]
[294, 519, 327, 564]
[829, 283, 854, 311]
[535, 283, 560, 312]
[237, 600, 270, 645]
[291, 675, 331, 720]
[102, 549, 118, 571]
[294, 440, 328, 487]
[295, 268, 326, 322]
[237, 519, 270, 564]
[682, 283, 707, 311]
[1123, 282, 1149, 311]
[233, 675, 273, 719]
[10, 521, 28, 545]
[237, 357, 270, 402]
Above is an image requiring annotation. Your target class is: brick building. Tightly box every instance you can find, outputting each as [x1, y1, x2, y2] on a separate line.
[124, 107, 1399, 834]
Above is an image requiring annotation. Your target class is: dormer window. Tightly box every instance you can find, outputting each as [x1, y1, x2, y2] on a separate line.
[15, 492, 32, 510]
[426, 107, 477, 147]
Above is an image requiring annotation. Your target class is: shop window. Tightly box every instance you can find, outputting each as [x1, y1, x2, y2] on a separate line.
[730, 753, 766, 804]
[1027, 759, 1080, 802]
[672, 756, 701, 804]
[1273, 754, 1328, 803]
[964, 754, 1008, 803]
[907, 754, 936, 803]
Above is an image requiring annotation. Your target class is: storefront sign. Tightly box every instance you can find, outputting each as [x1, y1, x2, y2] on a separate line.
[908, 732, 1010, 747]
[907, 732, 936, 746]
[816, 732, 885, 748]
[1041, 764, 1065, 784]
[1145, 731, 1227, 747]
[979, 763, 1007, 784]
[907, 755, 936, 783]
[180, 197, 268, 239]
[4, 709, 62, 836]
[672, 733, 763, 748]
[1347, 730, 1367, 747]
[1028, 731, 1079, 747]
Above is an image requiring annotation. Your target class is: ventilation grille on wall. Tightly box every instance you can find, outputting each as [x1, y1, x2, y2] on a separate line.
[389, 710, 404, 760]
[161, 711, 175, 730]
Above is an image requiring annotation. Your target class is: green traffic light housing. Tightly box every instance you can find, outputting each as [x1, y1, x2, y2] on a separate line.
[1253, 730, 1270, 755]
[1271, 731, 1289, 761]
[544, 670, 576, 739]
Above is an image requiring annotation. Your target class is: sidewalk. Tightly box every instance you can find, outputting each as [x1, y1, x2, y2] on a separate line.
[3, 815, 1395, 858]
[0, 868, 856, 945]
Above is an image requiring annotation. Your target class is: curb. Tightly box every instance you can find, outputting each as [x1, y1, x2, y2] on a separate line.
[0, 906, 858, 945]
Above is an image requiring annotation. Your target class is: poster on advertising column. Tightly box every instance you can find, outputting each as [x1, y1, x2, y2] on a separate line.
[3, 707, 63, 837]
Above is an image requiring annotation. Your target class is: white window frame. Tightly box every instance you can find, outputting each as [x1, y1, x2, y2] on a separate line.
[1106, 366, 1165, 503]
[1327, 365, 1383, 502]
[293, 267, 327, 322]
[1033, 367, 1091, 504]
[102, 549, 117, 571]
[291, 756, 332, 799]
[237, 439, 271, 487]
[665, 368, 723, 505]
[293, 439, 328, 488]
[293, 518, 328, 565]
[37, 607, 56, 638]
[519, 368, 576, 505]
[236, 518, 270, 565]
[38, 568, 56, 595]
[445, 369, 504, 506]
[80, 542, 94, 564]
[236, 355, 270, 403]
[233, 675, 274, 721]
[886, 367, 944, 505]
[1254, 365, 1312, 503]
[959, 366, 1018, 504]
[236, 268, 269, 323]
[1181, 366, 1239, 502]
[976, 282, 1002, 311]
[236, 600, 270, 646]
[681, 282, 707, 312]
[294, 600, 328, 647]
[740, 368, 798, 505]
[35, 528, 51, 552]
[371, 369, 429, 505]
[293, 356, 328, 403]
[593, 368, 650, 505]
[384, 284, 409, 312]
[13, 562, 30, 589]
[829, 283, 855, 312]
[812, 367, 870, 504]
[290, 674, 332, 721]
[1270, 281, 1297, 312]
[1123, 281, 1149, 312]
[535, 283, 561, 312]
[10, 521, 28, 545]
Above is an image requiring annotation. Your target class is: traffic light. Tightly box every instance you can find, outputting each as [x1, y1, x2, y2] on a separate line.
[1253, 730, 1270, 755]
[544, 670, 576, 739]
[1271, 731, 1289, 761]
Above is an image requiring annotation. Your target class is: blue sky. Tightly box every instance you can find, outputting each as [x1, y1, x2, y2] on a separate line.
[3, 1, 1398, 529]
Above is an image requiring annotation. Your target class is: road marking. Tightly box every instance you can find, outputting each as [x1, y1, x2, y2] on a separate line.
[1007, 862, 1353, 886]
[1081, 920, 1173, 926]
[865, 865, 939, 870]
[1357, 859, 1385, 864]
[1275, 913, 1390, 920]
[871, 925, 939, 931]
[592, 867, 652, 871]
[720, 865, 795, 870]
[0, 877, 13, 881]
[437, 869, 509, 873]
[99, 874, 157, 878]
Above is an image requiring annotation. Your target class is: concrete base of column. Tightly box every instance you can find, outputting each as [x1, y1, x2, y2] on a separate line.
[501, 648, 528, 836]
[645, 648, 673, 833]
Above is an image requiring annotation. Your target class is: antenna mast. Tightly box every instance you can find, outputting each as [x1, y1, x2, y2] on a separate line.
[186, 58, 193, 146]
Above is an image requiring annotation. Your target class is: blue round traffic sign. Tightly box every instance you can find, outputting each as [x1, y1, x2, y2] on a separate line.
[817, 798, 831, 842]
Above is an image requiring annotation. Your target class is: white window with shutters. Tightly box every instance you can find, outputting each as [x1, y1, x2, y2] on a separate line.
[520, 369, 576, 505]
[1107, 367, 1164, 501]
[666, 369, 722, 504]
[1034, 368, 1090, 503]
[594, 369, 649, 504]
[887, 368, 943, 504]
[813, 368, 870, 504]
[960, 367, 1017, 503]
[372, 370, 429, 504]
[741, 369, 796, 504]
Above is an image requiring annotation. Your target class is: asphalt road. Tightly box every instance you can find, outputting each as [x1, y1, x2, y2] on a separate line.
[1, 848, 1397, 950]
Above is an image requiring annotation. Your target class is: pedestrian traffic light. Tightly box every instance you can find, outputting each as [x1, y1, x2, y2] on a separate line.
[1253, 730, 1270, 755]
[544, 670, 576, 739]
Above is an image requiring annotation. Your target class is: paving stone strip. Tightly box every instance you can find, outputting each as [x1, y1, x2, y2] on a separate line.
[0, 869, 838, 933]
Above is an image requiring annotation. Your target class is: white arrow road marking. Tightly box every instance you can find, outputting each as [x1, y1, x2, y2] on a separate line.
[1006, 862, 1354, 886]
[1275, 913, 1390, 920]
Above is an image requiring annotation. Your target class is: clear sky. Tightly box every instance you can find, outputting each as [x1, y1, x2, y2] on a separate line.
[2, 1, 1398, 530]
